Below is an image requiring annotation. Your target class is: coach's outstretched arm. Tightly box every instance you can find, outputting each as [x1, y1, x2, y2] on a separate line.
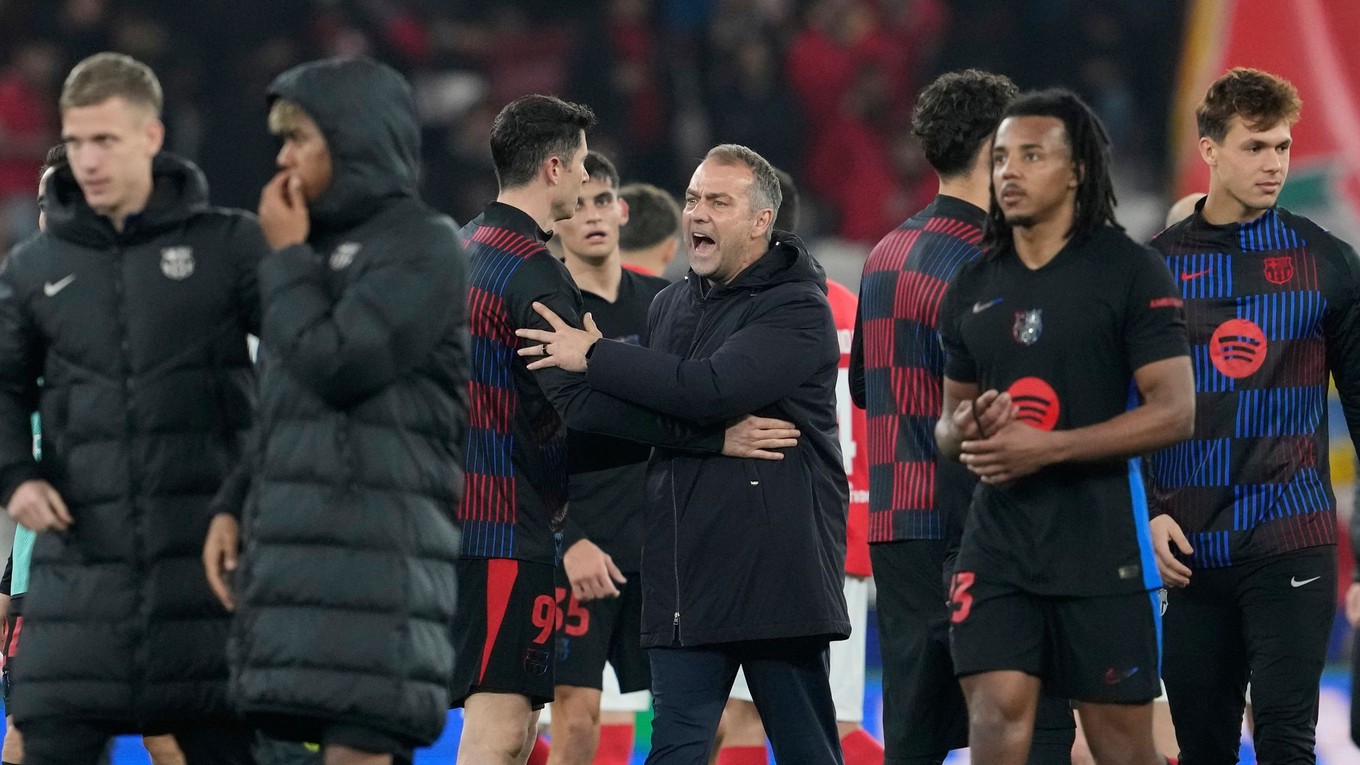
[517, 292, 835, 427]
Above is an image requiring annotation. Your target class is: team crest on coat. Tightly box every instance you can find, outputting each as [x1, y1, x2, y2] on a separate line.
[330, 242, 361, 270]
[1012, 309, 1043, 346]
[1263, 256, 1294, 285]
[523, 646, 551, 677]
[160, 247, 195, 280]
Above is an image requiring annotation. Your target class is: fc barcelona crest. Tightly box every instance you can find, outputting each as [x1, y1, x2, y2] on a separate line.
[1012, 309, 1043, 346]
[329, 242, 361, 270]
[160, 247, 194, 280]
[1263, 256, 1294, 285]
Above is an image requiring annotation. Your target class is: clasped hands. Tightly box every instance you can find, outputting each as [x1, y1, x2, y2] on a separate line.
[950, 389, 1053, 485]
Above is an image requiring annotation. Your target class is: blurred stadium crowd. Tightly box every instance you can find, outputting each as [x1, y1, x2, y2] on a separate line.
[0, 0, 1185, 259]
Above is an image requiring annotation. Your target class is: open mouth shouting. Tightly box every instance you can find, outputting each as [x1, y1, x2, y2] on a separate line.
[691, 232, 717, 257]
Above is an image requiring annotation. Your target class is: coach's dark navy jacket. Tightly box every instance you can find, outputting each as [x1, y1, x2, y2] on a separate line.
[586, 232, 850, 647]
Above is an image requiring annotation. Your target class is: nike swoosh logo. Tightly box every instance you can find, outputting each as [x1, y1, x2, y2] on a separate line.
[1290, 576, 1321, 588]
[1180, 268, 1213, 281]
[1102, 666, 1140, 685]
[972, 298, 1003, 314]
[43, 274, 75, 297]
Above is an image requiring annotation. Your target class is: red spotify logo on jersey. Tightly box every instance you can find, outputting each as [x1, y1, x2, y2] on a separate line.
[1209, 318, 1267, 379]
[1007, 377, 1060, 431]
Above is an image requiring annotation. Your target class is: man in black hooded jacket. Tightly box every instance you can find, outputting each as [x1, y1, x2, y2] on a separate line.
[200, 57, 468, 765]
[0, 53, 264, 765]
[518, 143, 849, 765]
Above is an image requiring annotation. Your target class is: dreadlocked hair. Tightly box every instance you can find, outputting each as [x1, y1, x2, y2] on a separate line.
[983, 89, 1120, 253]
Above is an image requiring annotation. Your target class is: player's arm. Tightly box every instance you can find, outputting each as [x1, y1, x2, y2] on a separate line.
[849, 303, 867, 409]
[1324, 240, 1360, 451]
[962, 355, 1194, 484]
[259, 218, 465, 408]
[0, 257, 42, 499]
[0, 253, 68, 532]
[511, 264, 730, 454]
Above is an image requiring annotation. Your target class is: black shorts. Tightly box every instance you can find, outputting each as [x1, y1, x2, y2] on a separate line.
[2, 595, 24, 700]
[450, 558, 557, 709]
[949, 573, 1161, 704]
[870, 540, 968, 759]
[251, 715, 411, 764]
[553, 575, 649, 694]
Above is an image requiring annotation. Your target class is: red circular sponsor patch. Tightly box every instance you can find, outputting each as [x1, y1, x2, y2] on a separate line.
[1006, 376, 1060, 431]
[1209, 318, 1267, 379]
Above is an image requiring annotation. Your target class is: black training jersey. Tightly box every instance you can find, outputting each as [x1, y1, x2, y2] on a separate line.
[563, 268, 671, 572]
[939, 225, 1190, 596]
[1145, 204, 1360, 569]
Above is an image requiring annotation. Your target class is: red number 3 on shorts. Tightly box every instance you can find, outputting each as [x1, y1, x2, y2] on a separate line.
[948, 571, 976, 624]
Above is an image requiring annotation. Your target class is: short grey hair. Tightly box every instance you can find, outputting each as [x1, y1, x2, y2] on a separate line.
[704, 144, 782, 235]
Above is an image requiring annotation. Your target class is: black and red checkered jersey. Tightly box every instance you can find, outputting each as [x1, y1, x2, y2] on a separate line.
[1146, 203, 1360, 569]
[849, 195, 987, 544]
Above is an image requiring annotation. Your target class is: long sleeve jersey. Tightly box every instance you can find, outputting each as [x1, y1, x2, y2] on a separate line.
[849, 195, 985, 543]
[1147, 203, 1360, 568]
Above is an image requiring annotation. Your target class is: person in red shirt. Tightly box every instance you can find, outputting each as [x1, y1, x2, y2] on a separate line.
[712, 170, 884, 765]
[0, 42, 58, 252]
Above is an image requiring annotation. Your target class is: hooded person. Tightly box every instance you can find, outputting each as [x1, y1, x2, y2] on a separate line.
[200, 56, 470, 765]
[0, 52, 265, 765]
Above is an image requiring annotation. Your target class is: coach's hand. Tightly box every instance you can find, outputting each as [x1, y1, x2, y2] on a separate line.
[724, 415, 799, 460]
[203, 513, 241, 611]
[7, 479, 72, 532]
[515, 302, 600, 373]
[1149, 514, 1193, 587]
[258, 172, 309, 249]
[564, 539, 626, 602]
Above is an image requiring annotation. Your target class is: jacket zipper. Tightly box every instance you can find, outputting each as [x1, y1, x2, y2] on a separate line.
[670, 466, 682, 645]
[672, 288, 714, 645]
[113, 244, 146, 721]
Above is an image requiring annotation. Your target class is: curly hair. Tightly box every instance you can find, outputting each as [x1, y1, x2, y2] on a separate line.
[1197, 67, 1301, 142]
[983, 89, 1119, 251]
[911, 69, 1019, 178]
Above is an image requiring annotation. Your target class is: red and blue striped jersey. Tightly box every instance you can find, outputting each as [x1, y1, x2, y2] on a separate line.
[1147, 204, 1360, 568]
[458, 203, 573, 563]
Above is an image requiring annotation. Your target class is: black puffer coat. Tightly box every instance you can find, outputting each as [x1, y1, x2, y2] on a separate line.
[0, 154, 263, 725]
[229, 57, 468, 746]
